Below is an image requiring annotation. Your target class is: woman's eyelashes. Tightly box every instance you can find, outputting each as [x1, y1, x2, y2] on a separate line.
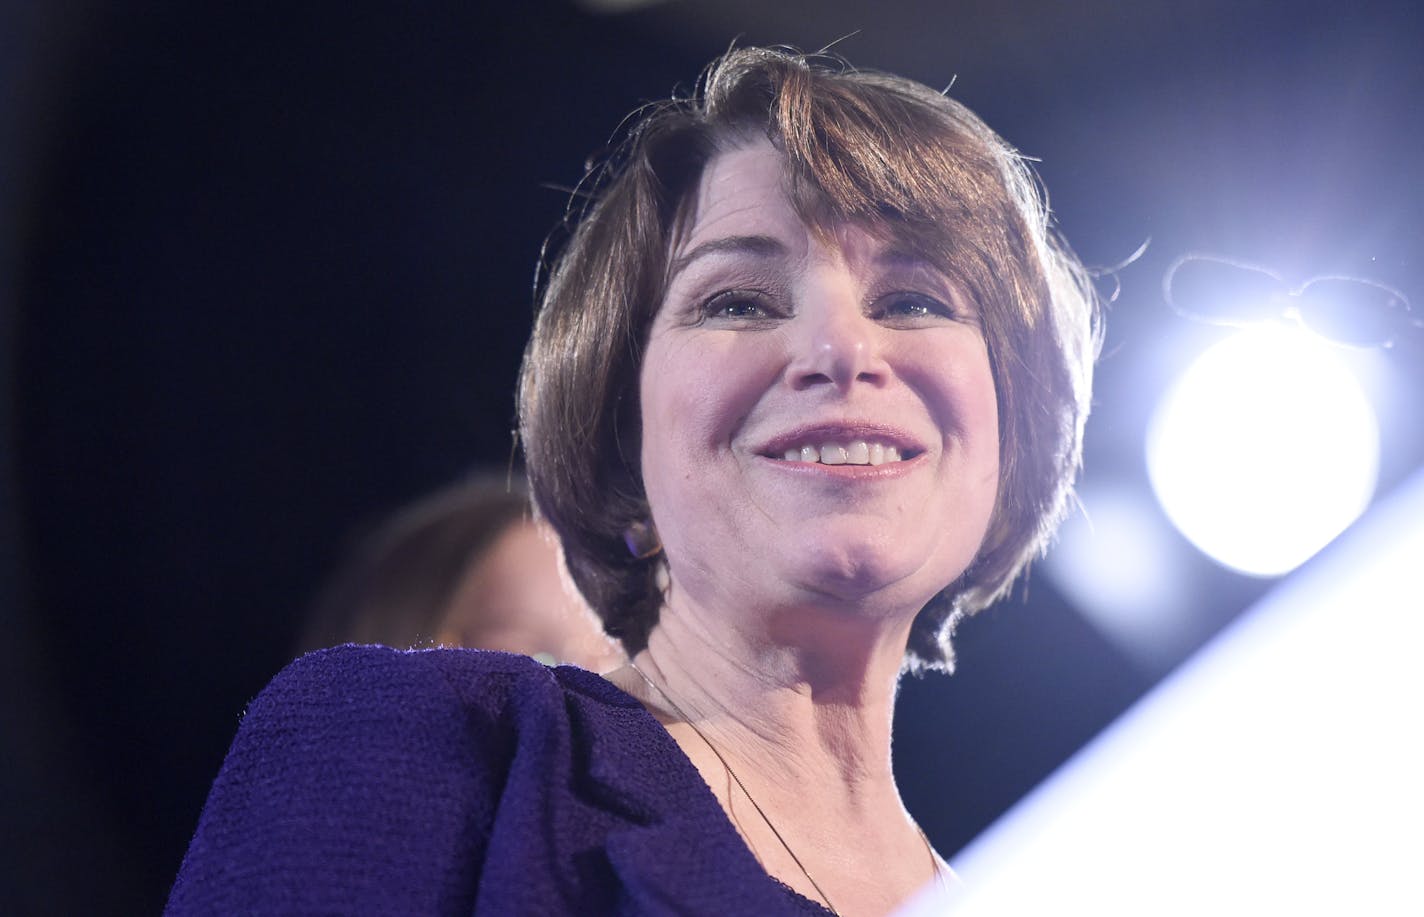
[690, 285, 965, 328]
[699, 289, 783, 323]
[870, 290, 959, 325]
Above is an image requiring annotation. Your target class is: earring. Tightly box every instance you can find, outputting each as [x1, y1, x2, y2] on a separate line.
[622, 519, 662, 559]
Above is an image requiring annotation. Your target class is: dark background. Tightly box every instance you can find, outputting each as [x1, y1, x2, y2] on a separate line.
[4, 1, 1421, 912]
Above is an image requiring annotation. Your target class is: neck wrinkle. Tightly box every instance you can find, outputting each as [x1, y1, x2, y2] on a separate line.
[640, 592, 909, 799]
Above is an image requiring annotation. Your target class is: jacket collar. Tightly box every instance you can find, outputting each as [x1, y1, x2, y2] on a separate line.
[555, 666, 814, 915]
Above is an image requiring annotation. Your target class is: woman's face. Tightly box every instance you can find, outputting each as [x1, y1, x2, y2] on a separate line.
[638, 140, 1000, 622]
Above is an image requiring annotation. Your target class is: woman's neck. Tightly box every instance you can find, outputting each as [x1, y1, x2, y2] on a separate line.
[621, 578, 925, 816]
[610, 598, 943, 915]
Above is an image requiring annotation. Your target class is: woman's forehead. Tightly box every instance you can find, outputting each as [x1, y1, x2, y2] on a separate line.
[675, 140, 923, 266]
[679, 140, 796, 244]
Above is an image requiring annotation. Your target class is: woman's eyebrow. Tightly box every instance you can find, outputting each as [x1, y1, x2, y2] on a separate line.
[668, 234, 785, 279]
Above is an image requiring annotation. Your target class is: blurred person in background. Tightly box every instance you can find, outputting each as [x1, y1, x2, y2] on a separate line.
[299, 470, 621, 671]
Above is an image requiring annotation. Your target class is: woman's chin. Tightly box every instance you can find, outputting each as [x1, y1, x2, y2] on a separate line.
[781, 540, 957, 613]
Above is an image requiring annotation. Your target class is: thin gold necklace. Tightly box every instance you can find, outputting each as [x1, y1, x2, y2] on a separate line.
[628, 659, 943, 916]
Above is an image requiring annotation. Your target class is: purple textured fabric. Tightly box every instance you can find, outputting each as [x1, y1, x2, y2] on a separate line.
[165, 644, 834, 915]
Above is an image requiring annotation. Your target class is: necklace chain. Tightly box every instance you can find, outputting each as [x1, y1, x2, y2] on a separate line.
[628, 659, 944, 916]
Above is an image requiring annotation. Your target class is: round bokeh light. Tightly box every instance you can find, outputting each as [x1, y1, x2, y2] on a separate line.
[1146, 324, 1379, 577]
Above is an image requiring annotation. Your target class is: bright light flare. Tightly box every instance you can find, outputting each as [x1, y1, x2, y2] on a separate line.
[1146, 324, 1379, 576]
[1043, 484, 1191, 664]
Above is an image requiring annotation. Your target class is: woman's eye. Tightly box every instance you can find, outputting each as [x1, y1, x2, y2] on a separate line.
[874, 292, 953, 322]
[702, 291, 776, 321]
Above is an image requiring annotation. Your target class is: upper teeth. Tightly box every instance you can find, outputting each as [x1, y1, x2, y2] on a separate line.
[780, 442, 903, 465]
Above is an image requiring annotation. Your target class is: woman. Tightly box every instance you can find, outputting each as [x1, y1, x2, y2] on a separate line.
[167, 47, 1097, 916]
[297, 472, 621, 670]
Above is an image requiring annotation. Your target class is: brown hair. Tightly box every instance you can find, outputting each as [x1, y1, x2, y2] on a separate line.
[519, 47, 1100, 671]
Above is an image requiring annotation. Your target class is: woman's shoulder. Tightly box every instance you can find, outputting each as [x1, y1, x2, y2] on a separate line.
[219, 644, 586, 797]
[270, 640, 559, 687]
[256, 643, 555, 716]
[167, 646, 568, 913]
[249, 644, 643, 742]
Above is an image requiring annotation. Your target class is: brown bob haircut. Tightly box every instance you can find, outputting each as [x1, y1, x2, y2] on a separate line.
[519, 47, 1100, 672]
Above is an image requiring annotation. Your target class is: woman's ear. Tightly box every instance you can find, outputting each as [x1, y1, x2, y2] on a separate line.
[622, 519, 662, 559]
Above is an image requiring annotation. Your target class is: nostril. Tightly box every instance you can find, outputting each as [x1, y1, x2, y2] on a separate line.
[790, 369, 835, 390]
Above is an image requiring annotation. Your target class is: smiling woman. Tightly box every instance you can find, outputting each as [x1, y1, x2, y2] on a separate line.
[166, 47, 1100, 916]
[635, 140, 1002, 647]
[522, 49, 1099, 671]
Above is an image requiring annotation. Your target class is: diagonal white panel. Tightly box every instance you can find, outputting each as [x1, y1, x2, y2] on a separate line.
[934, 465, 1424, 916]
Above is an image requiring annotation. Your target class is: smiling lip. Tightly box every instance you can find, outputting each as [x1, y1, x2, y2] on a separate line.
[760, 454, 925, 480]
[755, 423, 927, 472]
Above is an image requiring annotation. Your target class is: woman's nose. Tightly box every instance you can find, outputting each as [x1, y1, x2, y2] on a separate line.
[784, 288, 889, 392]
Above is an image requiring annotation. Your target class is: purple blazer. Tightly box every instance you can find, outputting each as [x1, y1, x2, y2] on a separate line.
[166, 644, 833, 915]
